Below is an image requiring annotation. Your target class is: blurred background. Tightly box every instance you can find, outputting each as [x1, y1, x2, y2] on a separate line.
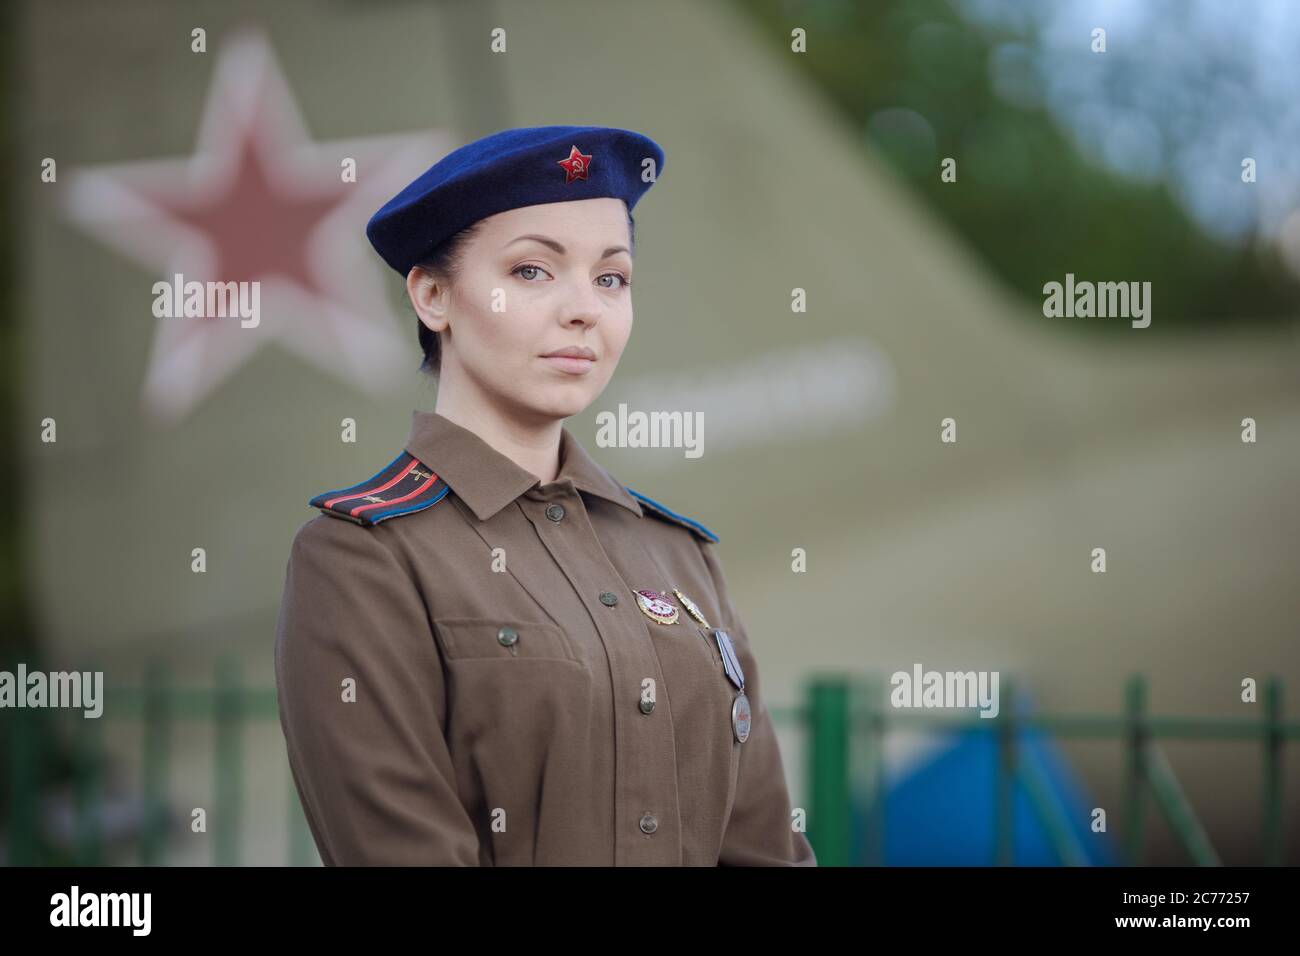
[3, 0, 1298, 866]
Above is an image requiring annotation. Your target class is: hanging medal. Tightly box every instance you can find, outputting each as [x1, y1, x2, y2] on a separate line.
[712, 628, 750, 743]
[634, 588, 679, 625]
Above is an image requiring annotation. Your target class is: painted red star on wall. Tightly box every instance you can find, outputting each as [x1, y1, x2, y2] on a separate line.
[63, 29, 457, 424]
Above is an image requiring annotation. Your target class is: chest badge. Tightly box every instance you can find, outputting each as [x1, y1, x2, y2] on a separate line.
[671, 587, 711, 628]
[634, 589, 679, 625]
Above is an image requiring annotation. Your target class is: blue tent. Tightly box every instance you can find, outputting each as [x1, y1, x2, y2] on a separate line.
[852, 697, 1122, 866]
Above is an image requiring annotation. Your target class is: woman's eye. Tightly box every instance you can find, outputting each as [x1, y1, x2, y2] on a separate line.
[597, 272, 630, 290]
[513, 264, 550, 281]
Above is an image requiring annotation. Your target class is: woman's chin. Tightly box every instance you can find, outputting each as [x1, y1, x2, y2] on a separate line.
[517, 384, 596, 422]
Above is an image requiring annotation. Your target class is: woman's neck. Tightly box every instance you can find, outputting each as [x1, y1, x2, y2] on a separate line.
[433, 387, 564, 485]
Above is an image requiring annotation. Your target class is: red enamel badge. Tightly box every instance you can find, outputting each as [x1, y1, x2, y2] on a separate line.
[557, 144, 592, 183]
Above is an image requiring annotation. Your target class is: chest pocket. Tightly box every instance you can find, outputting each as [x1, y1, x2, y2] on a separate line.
[433, 617, 579, 663]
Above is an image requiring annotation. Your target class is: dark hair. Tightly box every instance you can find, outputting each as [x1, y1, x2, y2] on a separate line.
[410, 207, 637, 378]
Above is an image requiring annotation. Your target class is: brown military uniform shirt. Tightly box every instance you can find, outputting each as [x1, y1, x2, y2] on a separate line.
[274, 409, 816, 866]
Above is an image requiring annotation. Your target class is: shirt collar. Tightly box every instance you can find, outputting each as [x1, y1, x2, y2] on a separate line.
[403, 410, 645, 523]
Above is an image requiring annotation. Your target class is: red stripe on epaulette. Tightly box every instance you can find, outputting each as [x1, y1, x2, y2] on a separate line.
[323, 455, 418, 509]
[310, 454, 450, 526]
[349, 469, 442, 519]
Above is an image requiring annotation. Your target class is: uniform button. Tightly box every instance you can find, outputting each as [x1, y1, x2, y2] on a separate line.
[599, 591, 619, 606]
[639, 813, 658, 834]
[639, 696, 655, 715]
[497, 626, 518, 647]
[545, 503, 565, 522]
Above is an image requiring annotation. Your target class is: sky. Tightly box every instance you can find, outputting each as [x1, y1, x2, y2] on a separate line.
[956, 0, 1300, 271]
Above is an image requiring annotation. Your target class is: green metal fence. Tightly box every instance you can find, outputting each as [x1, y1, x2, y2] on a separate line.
[6, 660, 315, 867]
[788, 674, 1294, 866]
[4, 664, 1294, 865]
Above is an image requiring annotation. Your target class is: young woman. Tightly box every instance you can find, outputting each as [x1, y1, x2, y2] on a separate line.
[274, 125, 816, 867]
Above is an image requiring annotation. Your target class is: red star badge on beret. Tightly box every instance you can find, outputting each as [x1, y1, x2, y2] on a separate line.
[557, 144, 592, 184]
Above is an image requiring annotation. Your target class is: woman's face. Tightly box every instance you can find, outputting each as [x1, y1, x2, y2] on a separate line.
[411, 197, 634, 425]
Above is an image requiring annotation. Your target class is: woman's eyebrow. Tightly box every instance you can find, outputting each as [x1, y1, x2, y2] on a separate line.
[505, 234, 630, 258]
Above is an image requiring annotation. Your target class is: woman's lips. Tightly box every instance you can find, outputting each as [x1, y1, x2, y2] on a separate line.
[540, 354, 596, 375]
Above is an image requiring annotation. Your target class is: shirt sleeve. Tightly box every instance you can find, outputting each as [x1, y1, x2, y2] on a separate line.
[697, 538, 818, 867]
[274, 513, 480, 866]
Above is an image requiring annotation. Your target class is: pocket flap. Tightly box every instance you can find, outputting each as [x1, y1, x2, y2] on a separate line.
[433, 617, 577, 662]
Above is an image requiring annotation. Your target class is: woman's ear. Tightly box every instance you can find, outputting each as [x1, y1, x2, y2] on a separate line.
[405, 265, 450, 332]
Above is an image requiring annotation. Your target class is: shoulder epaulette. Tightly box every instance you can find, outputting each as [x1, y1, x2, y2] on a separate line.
[309, 451, 450, 526]
[625, 487, 719, 544]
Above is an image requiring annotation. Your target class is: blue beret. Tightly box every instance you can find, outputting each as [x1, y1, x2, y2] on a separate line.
[366, 125, 665, 276]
